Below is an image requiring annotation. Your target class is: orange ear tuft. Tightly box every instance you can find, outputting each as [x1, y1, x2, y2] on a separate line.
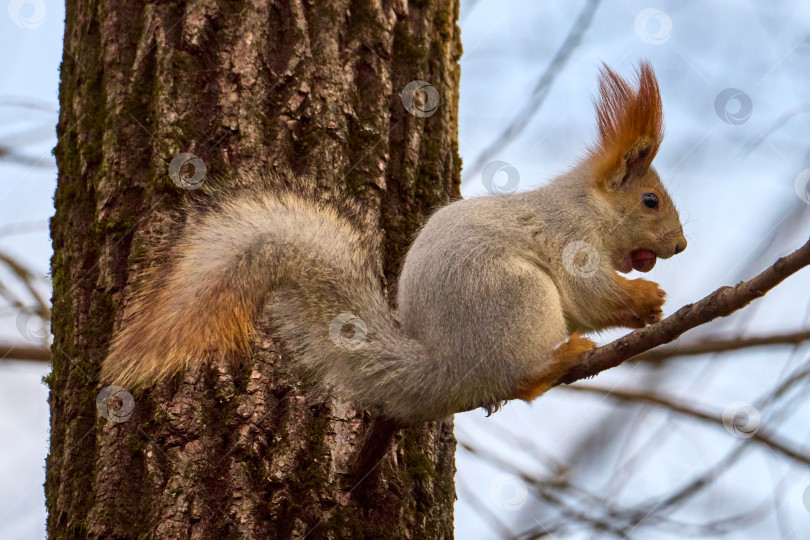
[589, 61, 664, 188]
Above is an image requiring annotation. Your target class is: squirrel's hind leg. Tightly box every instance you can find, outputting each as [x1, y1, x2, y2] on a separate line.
[511, 332, 596, 402]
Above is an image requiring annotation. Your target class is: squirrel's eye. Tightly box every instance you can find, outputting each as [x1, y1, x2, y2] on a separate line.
[642, 192, 659, 209]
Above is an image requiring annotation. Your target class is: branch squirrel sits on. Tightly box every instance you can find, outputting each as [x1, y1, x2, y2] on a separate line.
[102, 62, 687, 422]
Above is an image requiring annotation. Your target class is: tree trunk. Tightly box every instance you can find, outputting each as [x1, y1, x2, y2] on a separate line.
[47, 1, 461, 538]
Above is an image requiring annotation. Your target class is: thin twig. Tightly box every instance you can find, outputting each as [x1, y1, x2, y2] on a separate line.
[0, 343, 50, 362]
[0, 250, 51, 317]
[0, 148, 55, 168]
[463, 0, 603, 182]
[563, 382, 810, 467]
[634, 329, 810, 363]
[0, 220, 49, 238]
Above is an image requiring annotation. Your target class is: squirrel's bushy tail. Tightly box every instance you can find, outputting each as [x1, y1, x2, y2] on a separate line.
[102, 191, 435, 420]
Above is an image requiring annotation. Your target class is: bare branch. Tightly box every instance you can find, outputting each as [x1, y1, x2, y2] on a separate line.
[0, 249, 51, 317]
[0, 342, 50, 362]
[0, 147, 55, 168]
[556, 237, 810, 386]
[457, 440, 630, 538]
[0, 220, 49, 238]
[612, 363, 810, 522]
[463, 0, 602, 182]
[0, 96, 57, 112]
[562, 382, 810, 467]
[634, 329, 810, 363]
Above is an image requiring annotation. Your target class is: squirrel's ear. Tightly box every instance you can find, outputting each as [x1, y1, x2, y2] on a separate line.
[588, 61, 663, 191]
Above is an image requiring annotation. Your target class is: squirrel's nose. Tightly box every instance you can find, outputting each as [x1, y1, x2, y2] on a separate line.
[674, 238, 687, 255]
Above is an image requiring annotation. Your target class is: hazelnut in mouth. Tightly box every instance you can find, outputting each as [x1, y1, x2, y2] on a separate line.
[615, 249, 657, 273]
[629, 249, 657, 272]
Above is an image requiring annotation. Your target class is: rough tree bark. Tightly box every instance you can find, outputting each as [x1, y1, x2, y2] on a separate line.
[47, 1, 461, 538]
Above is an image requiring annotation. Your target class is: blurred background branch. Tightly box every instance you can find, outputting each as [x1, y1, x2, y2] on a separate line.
[0, 97, 55, 368]
[0, 97, 56, 170]
[564, 375, 810, 467]
[634, 328, 810, 363]
[0, 343, 49, 362]
[463, 0, 603, 182]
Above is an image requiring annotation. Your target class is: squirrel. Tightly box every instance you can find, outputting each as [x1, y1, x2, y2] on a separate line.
[101, 61, 686, 422]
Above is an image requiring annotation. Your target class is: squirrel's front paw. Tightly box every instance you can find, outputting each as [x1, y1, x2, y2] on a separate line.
[629, 278, 666, 326]
[611, 278, 666, 328]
